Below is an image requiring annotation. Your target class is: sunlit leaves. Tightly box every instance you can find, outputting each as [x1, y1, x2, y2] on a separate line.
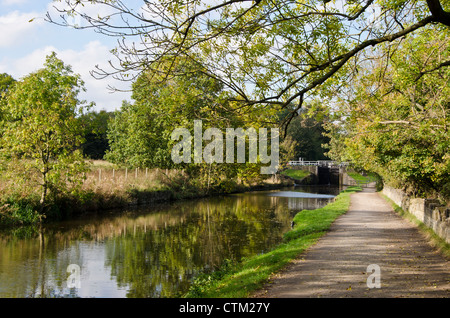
[0, 52, 90, 210]
[326, 26, 450, 200]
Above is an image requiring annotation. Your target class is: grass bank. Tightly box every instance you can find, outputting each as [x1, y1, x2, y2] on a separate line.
[0, 163, 293, 227]
[280, 168, 316, 185]
[280, 169, 311, 180]
[381, 194, 450, 259]
[184, 185, 362, 298]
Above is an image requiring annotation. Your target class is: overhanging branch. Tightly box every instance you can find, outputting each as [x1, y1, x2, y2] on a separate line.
[426, 0, 450, 26]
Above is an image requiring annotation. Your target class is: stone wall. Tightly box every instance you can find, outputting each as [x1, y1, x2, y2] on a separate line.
[382, 185, 450, 244]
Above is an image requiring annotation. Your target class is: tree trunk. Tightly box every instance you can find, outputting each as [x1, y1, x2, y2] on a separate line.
[40, 173, 48, 214]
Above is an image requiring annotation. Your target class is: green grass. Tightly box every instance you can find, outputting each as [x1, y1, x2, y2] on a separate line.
[281, 169, 311, 180]
[381, 194, 450, 259]
[347, 171, 375, 184]
[184, 185, 362, 298]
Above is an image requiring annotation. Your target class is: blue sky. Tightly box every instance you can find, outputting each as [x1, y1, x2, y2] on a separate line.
[0, 0, 133, 112]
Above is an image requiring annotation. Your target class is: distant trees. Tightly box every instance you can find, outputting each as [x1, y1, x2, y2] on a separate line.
[105, 59, 229, 168]
[0, 52, 90, 211]
[105, 59, 280, 190]
[285, 102, 330, 161]
[80, 110, 114, 160]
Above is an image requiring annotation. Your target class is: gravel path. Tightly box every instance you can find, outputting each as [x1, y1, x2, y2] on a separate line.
[253, 187, 450, 298]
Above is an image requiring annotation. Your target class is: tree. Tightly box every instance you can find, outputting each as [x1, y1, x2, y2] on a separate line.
[0, 52, 90, 212]
[105, 59, 231, 168]
[325, 26, 449, 200]
[0, 73, 16, 138]
[46, 0, 450, 130]
[0, 73, 16, 100]
[105, 58, 279, 190]
[80, 110, 114, 159]
[285, 102, 331, 161]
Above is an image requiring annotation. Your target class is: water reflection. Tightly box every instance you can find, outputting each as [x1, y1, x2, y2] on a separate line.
[0, 185, 341, 298]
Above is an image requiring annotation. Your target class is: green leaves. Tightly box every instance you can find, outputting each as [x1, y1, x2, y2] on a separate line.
[1, 52, 90, 212]
[105, 57, 277, 189]
[326, 26, 450, 201]
[105, 59, 225, 169]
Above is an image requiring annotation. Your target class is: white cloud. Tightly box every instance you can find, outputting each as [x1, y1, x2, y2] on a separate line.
[0, 2, 133, 111]
[1, 0, 29, 5]
[0, 10, 44, 47]
[0, 41, 131, 112]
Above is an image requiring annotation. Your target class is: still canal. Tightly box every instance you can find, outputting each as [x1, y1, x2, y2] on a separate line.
[0, 185, 342, 298]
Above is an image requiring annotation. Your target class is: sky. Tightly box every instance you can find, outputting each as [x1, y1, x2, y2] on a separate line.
[0, 0, 133, 112]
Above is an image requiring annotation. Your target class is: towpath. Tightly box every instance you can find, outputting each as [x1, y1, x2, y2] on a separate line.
[252, 187, 450, 298]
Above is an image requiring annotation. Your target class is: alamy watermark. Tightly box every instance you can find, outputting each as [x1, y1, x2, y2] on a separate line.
[67, 264, 81, 289]
[171, 120, 279, 174]
[366, 264, 381, 289]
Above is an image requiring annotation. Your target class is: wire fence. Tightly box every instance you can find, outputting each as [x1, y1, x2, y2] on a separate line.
[81, 168, 173, 190]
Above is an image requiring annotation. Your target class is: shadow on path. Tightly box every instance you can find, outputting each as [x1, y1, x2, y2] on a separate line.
[252, 187, 450, 298]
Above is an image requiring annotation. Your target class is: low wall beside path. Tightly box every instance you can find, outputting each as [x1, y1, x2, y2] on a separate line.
[382, 185, 450, 244]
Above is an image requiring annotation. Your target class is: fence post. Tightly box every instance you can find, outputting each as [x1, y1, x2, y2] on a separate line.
[135, 168, 138, 178]
[146, 168, 148, 178]
[125, 168, 128, 180]
[99, 169, 101, 183]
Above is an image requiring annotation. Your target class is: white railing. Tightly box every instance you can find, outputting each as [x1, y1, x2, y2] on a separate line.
[287, 160, 349, 167]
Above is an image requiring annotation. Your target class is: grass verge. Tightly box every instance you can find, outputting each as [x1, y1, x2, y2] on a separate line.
[280, 169, 311, 180]
[184, 185, 362, 298]
[347, 171, 378, 184]
[381, 194, 450, 259]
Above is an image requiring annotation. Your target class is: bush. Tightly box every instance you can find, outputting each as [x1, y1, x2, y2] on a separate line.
[0, 195, 41, 226]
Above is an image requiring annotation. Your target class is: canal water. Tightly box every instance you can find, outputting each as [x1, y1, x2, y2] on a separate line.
[0, 185, 341, 298]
